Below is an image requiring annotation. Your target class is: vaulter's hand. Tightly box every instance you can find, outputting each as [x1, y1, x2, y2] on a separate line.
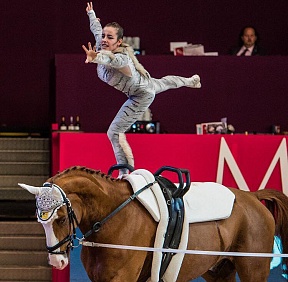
[86, 2, 93, 13]
[86, 2, 100, 21]
[82, 42, 98, 63]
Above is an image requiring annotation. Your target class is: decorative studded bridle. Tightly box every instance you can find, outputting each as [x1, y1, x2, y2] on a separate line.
[35, 183, 78, 255]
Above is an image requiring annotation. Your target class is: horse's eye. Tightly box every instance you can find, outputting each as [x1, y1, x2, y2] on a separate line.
[58, 217, 67, 225]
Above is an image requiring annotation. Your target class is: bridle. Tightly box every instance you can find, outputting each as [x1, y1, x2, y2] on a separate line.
[39, 183, 79, 255]
[42, 181, 156, 255]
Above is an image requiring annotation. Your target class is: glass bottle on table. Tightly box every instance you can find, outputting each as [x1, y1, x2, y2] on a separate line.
[68, 116, 74, 131]
[74, 116, 81, 131]
[59, 116, 67, 131]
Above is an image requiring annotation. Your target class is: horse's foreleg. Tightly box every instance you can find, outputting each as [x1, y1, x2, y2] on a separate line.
[202, 271, 236, 282]
[235, 257, 270, 282]
[201, 258, 236, 282]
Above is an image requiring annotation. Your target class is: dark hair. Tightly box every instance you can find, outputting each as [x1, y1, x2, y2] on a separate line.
[105, 22, 124, 40]
[238, 26, 259, 46]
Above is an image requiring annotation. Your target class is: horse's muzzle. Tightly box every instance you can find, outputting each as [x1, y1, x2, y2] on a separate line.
[49, 253, 69, 270]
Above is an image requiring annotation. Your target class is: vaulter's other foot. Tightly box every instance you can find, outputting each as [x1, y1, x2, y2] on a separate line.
[188, 74, 201, 88]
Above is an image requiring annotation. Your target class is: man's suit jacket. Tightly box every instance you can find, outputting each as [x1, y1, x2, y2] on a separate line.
[228, 45, 267, 56]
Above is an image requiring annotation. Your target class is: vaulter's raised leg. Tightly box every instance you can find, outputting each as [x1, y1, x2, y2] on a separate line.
[151, 74, 201, 95]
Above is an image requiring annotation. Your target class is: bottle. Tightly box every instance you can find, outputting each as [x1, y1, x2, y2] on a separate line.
[68, 116, 74, 130]
[59, 116, 67, 131]
[74, 115, 81, 131]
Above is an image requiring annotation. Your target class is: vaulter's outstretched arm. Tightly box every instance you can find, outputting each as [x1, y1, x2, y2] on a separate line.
[86, 2, 102, 51]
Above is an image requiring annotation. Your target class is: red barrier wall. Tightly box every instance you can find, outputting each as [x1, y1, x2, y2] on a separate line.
[52, 133, 288, 193]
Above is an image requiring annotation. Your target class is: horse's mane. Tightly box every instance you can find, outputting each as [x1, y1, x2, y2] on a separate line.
[50, 166, 119, 183]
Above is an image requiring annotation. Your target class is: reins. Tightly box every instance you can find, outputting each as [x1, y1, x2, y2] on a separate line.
[81, 180, 157, 239]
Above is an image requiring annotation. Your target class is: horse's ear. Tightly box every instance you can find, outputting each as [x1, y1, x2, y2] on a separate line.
[51, 185, 65, 202]
[18, 183, 41, 196]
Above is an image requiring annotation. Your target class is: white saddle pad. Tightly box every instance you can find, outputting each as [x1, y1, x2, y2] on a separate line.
[184, 182, 235, 223]
[125, 173, 235, 224]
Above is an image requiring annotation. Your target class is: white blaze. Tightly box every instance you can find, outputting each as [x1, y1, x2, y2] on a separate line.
[42, 216, 69, 270]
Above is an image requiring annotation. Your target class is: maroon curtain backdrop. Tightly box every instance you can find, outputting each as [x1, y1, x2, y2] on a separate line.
[1, 0, 288, 131]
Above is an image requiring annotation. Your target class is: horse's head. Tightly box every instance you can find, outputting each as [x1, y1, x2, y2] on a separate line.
[18, 182, 78, 270]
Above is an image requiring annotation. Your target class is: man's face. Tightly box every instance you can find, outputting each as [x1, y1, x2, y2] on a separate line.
[241, 27, 257, 48]
[101, 26, 122, 51]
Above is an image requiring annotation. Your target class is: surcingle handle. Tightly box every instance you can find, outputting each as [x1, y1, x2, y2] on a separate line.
[107, 164, 135, 176]
[154, 166, 191, 198]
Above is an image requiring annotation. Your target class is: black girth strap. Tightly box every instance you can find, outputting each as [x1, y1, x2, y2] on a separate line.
[156, 176, 185, 279]
[154, 166, 191, 280]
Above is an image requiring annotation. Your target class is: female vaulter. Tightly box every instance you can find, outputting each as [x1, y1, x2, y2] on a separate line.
[82, 2, 201, 176]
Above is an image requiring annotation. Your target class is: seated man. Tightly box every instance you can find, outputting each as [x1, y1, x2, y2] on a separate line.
[228, 26, 267, 56]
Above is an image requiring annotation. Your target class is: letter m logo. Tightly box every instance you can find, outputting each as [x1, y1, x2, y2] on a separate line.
[216, 137, 288, 195]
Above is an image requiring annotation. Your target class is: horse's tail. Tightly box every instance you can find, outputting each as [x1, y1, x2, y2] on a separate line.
[254, 189, 288, 275]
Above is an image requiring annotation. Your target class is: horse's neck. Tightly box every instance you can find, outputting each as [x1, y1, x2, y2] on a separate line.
[67, 176, 132, 235]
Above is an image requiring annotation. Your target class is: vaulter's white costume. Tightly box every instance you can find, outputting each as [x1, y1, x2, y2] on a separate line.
[87, 9, 201, 175]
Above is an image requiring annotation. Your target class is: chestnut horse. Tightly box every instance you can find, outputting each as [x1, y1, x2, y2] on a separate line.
[19, 166, 288, 282]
